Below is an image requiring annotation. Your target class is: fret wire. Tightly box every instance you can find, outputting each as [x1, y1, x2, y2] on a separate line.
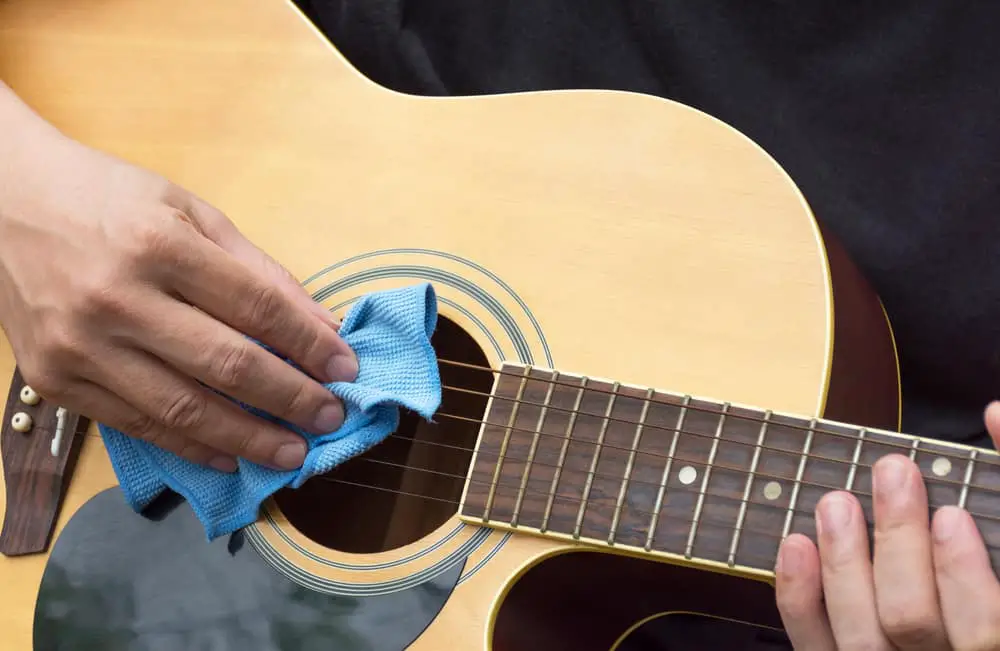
[540, 376, 588, 533]
[782, 418, 816, 540]
[909, 438, 920, 461]
[685, 403, 729, 559]
[440, 372, 1000, 471]
[573, 382, 621, 540]
[960, 449, 978, 509]
[729, 409, 771, 567]
[845, 427, 866, 490]
[482, 365, 531, 522]
[645, 396, 690, 551]
[511, 370, 558, 527]
[444, 385, 994, 493]
[454, 409, 1000, 525]
[608, 387, 654, 545]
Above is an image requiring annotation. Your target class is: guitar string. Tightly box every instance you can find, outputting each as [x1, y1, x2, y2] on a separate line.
[326, 454, 815, 542]
[336, 433, 1000, 530]
[78, 394, 1000, 524]
[433, 384, 999, 500]
[310, 464, 999, 561]
[308, 473, 795, 570]
[438, 359, 1000, 470]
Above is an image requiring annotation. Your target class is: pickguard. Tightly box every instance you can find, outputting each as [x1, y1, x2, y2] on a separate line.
[34, 488, 461, 650]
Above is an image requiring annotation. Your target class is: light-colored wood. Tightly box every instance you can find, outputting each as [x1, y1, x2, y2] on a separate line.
[0, 0, 836, 648]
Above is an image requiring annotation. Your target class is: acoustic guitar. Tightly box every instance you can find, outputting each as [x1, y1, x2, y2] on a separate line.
[2, 1, 997, 649]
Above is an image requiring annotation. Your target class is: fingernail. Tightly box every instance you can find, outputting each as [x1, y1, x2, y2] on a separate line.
[873, 455, 909, 500]
[933, 506, 962, 544]
[818, 493, 852, 535]
[314, 400, 344, 432]
[327, 353, 359, 383]
[273, 440, 306, 469]
[210, 456, 238, 473]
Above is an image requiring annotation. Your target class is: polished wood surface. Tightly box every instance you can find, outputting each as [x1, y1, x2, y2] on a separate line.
[1, 0, 979, 648]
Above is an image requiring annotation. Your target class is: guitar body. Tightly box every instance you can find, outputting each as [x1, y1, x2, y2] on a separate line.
[0, 0, 901, 648]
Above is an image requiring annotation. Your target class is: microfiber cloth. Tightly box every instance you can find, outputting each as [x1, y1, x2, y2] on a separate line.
[98, 282, 442, 541]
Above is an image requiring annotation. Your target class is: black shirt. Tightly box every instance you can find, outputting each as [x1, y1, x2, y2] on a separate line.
[292, 2, 1000, 647]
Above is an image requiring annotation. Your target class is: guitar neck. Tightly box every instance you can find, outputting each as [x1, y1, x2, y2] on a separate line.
[457, 362, 1000, 578]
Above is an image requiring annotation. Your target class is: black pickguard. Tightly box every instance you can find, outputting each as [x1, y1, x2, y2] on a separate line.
[34, 488, 461, 651]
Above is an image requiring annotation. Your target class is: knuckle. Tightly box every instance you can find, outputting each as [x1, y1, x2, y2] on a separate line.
[158, 391, 208, 431]
[212, 342, 254, 388]
[244, 286, 283, 331]
[122, 413, 158, 442]
[121, 214, 180, 265]
[879, 605, 942, 647]
[18, 358, 67, 399]
[35, 320, 84, 369]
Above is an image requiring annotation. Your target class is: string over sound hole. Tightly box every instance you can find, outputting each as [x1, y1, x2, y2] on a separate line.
[273, 316, 492, 554]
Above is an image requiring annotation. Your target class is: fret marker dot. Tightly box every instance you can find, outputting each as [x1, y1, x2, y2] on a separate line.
[763, 481, 782, 501]
[678, 466, 697, 485]
[932, 457, 952, 477]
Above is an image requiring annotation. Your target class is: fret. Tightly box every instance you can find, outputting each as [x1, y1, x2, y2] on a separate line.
[728, 410, 771, 567]
[645, 396, 689, 551]
[573, 382, 620, 539]
[909, 438, 919, 460]
[684, 403, 729, 559]
[511, 370, 557, 527]
[482, 365, 531, 522]
[608, 387, 654, 545]
[781, 418, 816, 539]
[539, 376, 587, 533]
[960, 449, 977, 509]
[845, 428, 866, 490]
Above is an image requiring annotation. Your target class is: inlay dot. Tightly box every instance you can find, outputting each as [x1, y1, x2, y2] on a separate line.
[932, 457, 952, 477]
[763, 481, 782, 501]
[678, 466, 697, 485]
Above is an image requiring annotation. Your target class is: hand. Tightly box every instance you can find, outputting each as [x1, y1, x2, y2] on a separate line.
[0, 105, 357, 473]
[775, 402, 1000, 650]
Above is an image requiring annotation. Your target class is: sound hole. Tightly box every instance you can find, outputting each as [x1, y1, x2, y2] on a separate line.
[272, 315, 493, 554]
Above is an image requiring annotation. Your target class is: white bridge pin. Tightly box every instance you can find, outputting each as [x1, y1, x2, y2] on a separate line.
[19, 385, 40, 406]
[11, 412, 32, 433]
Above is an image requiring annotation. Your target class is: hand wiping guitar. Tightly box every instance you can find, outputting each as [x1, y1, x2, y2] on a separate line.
[0, 82, 357, 474]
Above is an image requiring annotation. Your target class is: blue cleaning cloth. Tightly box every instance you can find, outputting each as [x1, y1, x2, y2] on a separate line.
[98, 282, 442, 541]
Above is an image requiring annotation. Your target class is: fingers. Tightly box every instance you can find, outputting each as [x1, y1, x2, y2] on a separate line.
[87, 347, 308, 470]
[814, 491, 895, 650]
[932, 506, 1000, 650]
[131, 291, 345, 434]
[62, 378, 236, 471]
[870, 454, 949, 650]
[775, 534, 837, 651]
[162, 222, 357, 386]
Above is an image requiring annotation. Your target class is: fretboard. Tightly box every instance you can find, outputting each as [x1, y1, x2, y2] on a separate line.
[457, 362, 1000, 578]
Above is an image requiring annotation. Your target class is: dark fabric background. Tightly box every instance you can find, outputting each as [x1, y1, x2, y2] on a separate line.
[290, 2, 1000, 647]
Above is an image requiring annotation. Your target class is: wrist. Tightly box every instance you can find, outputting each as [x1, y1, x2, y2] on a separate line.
[0, 82, 74, 223]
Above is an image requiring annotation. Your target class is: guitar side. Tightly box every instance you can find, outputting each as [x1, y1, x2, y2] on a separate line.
[0, 0, 900, 649]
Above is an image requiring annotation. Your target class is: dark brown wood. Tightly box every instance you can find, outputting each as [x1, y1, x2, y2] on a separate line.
[0, 366, 87, 556]
[819, 221, 901, 431]
[462, 360, 1000, 576]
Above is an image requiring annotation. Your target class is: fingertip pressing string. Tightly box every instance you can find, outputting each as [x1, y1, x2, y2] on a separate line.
[98, 282, 443, 541]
